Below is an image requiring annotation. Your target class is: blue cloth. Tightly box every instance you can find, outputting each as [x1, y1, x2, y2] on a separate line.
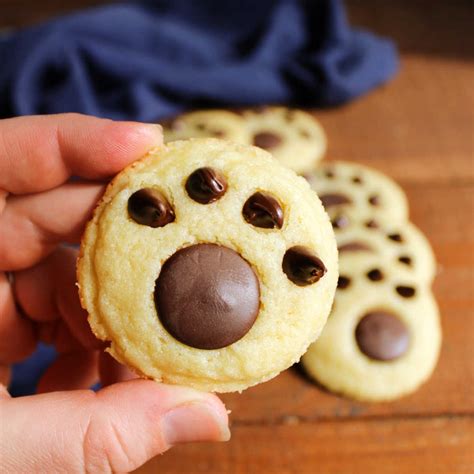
[5, 0, 398, 395]
[9, 344, 57, 397]
[0, 0, 398, 121]
[10, 344, 101, 397]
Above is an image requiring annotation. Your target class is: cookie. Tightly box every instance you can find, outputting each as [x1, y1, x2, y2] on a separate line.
[241, 107, 327, 174]
[77, 138, 338, 393]
[331, 216, 436, 283]
[305, 161, 409, 223]
[162, 110, 248, 144]
[302, 254, 441, 401]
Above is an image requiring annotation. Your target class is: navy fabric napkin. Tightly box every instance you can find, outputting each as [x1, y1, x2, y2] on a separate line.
[6, 0, 397, 395]
[0, 0, 398, 121]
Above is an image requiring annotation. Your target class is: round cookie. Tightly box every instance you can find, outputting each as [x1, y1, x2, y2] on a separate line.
[241, 107, 327, 174]
[78, 138, 338, 393]
[332, 216, 436, 283]
[302, 254, 441, 401]
[305, 161, 409, 223]
[162, 110, 248, 144]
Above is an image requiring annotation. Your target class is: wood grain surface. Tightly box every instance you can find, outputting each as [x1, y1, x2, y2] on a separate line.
[143, 2, 474, 471]
[146, 417, 474, 474]
[1, 1, 473, 473]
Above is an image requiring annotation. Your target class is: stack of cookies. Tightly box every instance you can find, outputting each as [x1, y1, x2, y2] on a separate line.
[78, 107, 441, 398]
[302, 161, 442, 401]
[160, 107, 442, 401]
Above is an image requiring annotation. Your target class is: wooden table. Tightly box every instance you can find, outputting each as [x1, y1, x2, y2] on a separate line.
[2, 1, 473, 472]
[145, 3, 474, 472]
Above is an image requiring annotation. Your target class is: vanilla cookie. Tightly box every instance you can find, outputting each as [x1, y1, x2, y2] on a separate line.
[78, 138, 338, 393]
[162, 110, 248, 144]
[302, 254, 441, 401]
[305, 161, 409, 223]
[241, 106, 327, 174]
[331, 216, 436, 283]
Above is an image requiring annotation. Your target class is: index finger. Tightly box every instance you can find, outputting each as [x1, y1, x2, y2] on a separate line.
[0, 113, 162, 194]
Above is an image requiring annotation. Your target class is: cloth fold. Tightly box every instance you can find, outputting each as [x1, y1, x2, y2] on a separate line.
[0, 0, 398, 120]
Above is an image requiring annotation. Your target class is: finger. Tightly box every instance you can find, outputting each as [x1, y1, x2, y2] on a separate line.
[0, 182, 104, 270]
[0, 366, 11, 387]
[14, 246, 101, 351]
[0, 190, 7, 213]
[99, 352, 137, 387]
[54, 248, 100, 349]
[0, 380, 230, 473]
[0, 114, 162, 194]
[0, 272, 36, 364]
[37, 351, 99, 393]
[10, 262, 59, 323]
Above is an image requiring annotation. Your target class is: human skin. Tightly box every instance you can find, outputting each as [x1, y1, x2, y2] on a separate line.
[0, 114, 230, 473]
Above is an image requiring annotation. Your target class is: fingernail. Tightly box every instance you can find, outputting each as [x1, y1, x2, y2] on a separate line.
[137, 123, 163, 140]
[162, 401, 231, 446]
[133, 123, 163, 145]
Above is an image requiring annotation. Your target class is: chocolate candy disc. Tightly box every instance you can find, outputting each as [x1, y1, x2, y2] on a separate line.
[253, 132, 282, 149]
[319, 193, 352, 208]
[331, 214, 350, 230]
[155, 244, 260, 350]
[185, 167, 227, 204]
[282, 246, 326, 286]
[337, 275, 351, 289]
[355, 311, 409, 361]
[128, 188, 175, 228]
[368, 195, 380, 206]
[396, 285, 416, 298]
[365, 219, 379, 229]
[388, 233, 403, 243]
[366, 268, 384, 281]
[338, 242, 372, 253]
[398, 256, 412, 266]
[243, 192, 284, 229]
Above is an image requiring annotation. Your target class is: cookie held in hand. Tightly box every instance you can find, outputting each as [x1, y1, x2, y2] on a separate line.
[77, 138, 338, 392]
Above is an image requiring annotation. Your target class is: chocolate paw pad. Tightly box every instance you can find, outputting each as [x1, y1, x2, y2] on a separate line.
[302, 254, 441, 401]
[78, 138, 338, 392]
[241, 106, 327, 174]
[333, 215, 436, 283]
[305, 161, 409, 223]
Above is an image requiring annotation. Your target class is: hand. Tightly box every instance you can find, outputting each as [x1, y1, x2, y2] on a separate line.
[0, 114, 230, 473]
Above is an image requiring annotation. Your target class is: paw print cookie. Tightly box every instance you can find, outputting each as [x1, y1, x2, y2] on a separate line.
[162, 110, 248, 144]
[77, 138, 338, 392]
[332, 216, 436, 283]
[242, 106, 327, 174]
[302, 254, 441, 401]
[305, 161, 409, 223]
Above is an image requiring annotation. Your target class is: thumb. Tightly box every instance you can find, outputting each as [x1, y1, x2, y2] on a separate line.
[0, 380, 230, 473]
